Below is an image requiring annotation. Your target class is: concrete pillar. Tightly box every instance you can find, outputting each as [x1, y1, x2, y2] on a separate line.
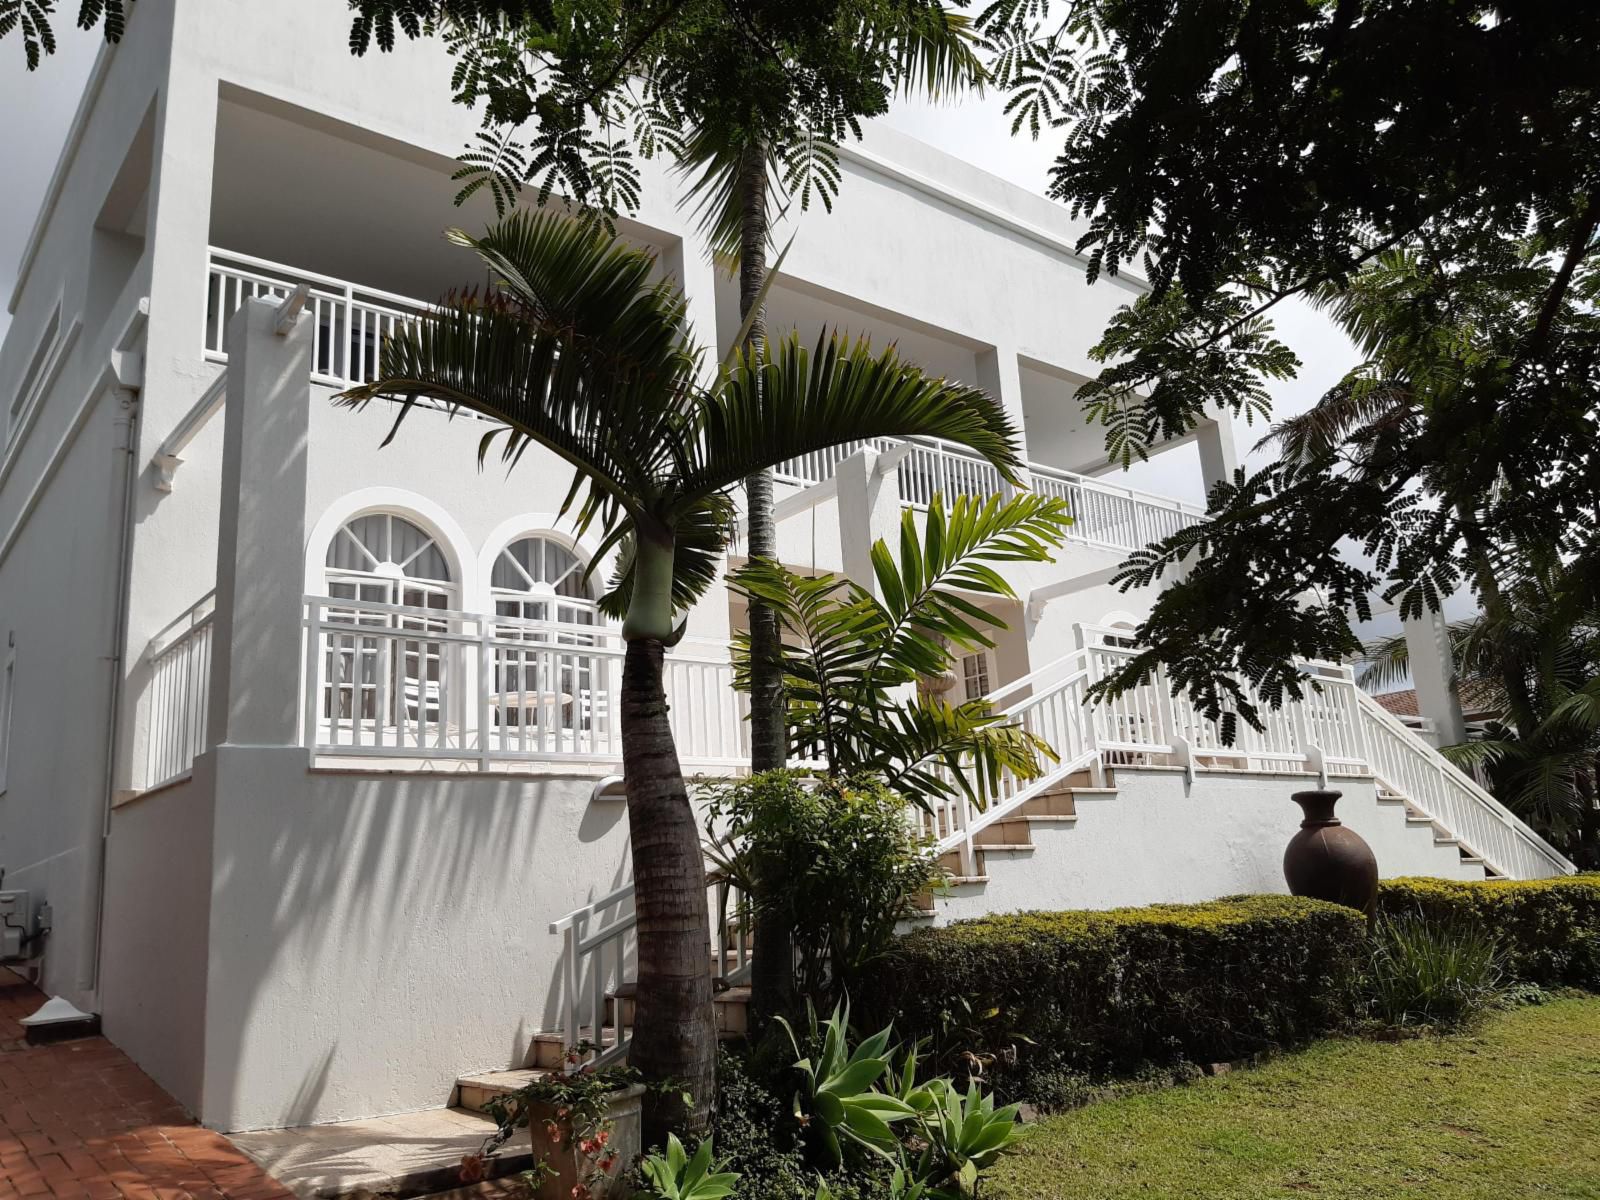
[661, 233, 722, 382]
[836, 447, 904, 599]
[975, 346, 1031, 490]
[206, 298, 312, 748]
[1403, 608, 1467, 747]
[1196, 413, 1239, 497]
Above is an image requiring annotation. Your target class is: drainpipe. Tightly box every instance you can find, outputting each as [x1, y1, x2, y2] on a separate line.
[79, 303, 147, 1005]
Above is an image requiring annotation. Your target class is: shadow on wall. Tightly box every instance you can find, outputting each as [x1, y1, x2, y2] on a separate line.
[201, 757, 634, 1131]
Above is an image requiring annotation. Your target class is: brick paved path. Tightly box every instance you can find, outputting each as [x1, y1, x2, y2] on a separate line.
[0, 969, 293, 1199]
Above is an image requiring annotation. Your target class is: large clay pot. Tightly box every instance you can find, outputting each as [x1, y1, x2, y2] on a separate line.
[1283, 789, 1378, 916]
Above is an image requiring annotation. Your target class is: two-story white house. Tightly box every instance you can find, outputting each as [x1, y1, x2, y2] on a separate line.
[0, 0, 1572, 1135]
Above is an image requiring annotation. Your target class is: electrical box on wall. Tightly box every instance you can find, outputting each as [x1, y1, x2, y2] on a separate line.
[0, 890, 30, 961]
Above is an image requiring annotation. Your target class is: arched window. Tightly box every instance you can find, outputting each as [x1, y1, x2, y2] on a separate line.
[320, 512, 456, 732]
[487, 535, 603, 735]
[325, 512, 454, 610]
[490, 534, 598, 626]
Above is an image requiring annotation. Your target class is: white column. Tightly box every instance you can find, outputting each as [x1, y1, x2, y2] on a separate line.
[661, 233, 722, 380]
[1403, 609, 1467, 748]
[975, 346, 1030, 491]
[206, 298, 312, 748]
[836, 447, 904, 599]
[1196, 412, 1239, 496]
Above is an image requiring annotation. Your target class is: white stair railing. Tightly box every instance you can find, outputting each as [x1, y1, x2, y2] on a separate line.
[548, 871, 752, 1071]
[1350, 689, 1573, 880]
[139, 591, 216, 789]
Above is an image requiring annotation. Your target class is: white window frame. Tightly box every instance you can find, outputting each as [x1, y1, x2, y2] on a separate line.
[8, 305, 62, 451]
[960, 649, 993, 702]
[0, 641, 15, 795]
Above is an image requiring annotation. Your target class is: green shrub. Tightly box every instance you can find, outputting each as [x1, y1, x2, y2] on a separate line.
[1376, 876, 1600, 989]
[1365, 909, 1503, 1030]
[704, 771, 941, 1010]
[864, 895, 1367, 1100]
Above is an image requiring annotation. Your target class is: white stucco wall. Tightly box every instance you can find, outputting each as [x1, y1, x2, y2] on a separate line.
[929, 767, 1485, 925]
[199, 747, 637, 1132]
[100, 765, 215, 1112]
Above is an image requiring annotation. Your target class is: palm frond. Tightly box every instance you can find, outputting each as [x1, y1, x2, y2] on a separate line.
[867, 695, 1055, 811]
[884, 6, 986, 100]
[688, 331, 1023, 497]
[339, 209, 701, 524]
[1356, 630, 1410, 692]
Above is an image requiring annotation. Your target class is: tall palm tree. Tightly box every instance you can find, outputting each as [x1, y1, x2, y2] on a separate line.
[338, 209, 1023, 1136]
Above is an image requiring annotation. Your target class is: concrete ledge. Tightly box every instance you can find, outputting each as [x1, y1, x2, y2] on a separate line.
[230, 1107, 533, 1199]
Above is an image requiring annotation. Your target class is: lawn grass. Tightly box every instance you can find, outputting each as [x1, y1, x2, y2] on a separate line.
[991, 996, 1600, 1199]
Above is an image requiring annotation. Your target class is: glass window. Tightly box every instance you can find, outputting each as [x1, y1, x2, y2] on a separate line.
[320, 512, 456, 729]
[961, 651, 991, 701]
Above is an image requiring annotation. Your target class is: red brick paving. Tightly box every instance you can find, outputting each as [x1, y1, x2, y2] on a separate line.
[0, 969, 293, 1199]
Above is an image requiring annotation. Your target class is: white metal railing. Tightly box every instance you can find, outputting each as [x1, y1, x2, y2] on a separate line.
[205, 249, 437, 392]
[549, 870, 752, 1070]
[141, 591, 216, 789]
[539, 623, 1572, 1053]
[301, 595, 747, 771]
[1352, 690, 1572, 881]
[918, 627, 1573, 882]
[1029, 462, 1199, 550]
[774, 433, 1204, 555]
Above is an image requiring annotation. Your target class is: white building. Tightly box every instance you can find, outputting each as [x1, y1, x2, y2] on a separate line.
[0, 0, 1572, 1134]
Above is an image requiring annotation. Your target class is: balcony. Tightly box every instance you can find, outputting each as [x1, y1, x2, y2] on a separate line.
[138, 592, 745, 790]
[202, 249, 1206, 555]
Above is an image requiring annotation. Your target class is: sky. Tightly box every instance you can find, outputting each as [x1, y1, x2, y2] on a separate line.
[0, 26, 1432, 645]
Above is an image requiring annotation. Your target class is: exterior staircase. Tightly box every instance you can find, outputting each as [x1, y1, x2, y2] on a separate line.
[493, 627, 1572, 1080]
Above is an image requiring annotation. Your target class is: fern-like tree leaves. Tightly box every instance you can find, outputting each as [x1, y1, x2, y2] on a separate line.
[732, 492, 1072, 809]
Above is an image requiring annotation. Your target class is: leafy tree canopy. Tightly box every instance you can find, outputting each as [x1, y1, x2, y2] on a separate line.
[4, 0, 131, 68]
[979, 0, 1600, 733]
[348, 0, 981, 247]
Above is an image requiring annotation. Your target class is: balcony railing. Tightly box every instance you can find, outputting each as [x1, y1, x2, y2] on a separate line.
[301, 595, 747, 771]
[205, 249, 436, 391]
[140, 591, 216, 789]
[203, 250, 1204, 553]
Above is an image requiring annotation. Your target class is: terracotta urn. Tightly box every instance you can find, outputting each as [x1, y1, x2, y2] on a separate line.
[1283, 789, 1378, 916]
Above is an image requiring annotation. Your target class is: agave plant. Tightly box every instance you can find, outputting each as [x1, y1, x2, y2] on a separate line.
[339, 209, 1024, 1133]
[637, 1134, 741, 1200]
[912, 1080, 1026, 1198]
[776, 1002, 920, 1165]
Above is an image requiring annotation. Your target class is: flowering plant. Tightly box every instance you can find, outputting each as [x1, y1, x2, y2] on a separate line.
[461, 1044, 642, 1196]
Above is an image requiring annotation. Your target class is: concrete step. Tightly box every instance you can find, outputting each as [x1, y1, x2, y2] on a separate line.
[1022, 791, 1078, 818]
[456, 1068, 557, 1113]
[975, 817, 1035, 847]
[609, 984, 749, 1037]
[1406, 814, 1438, 827]
[1064, 786, 1120, 800]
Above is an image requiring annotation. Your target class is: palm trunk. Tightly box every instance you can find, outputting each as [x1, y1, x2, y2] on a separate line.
[737, 139, 797, 1028]
[621, 537, 716, 1140]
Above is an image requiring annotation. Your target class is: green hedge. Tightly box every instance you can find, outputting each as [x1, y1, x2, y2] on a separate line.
[1377, 876, 1600, 989]
[865, 895, 1366, 1093]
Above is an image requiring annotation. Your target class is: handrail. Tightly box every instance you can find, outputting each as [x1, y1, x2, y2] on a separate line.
[144, 590, 217, 661]
[1028, 459, 1207, 519]
[1352, 687, 1572, 874]
[208, 246, 438, 314]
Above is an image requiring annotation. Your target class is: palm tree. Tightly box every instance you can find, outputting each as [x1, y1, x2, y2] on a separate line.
[1359, 555, 1600, 864]
[338, 209, 1023, 1136]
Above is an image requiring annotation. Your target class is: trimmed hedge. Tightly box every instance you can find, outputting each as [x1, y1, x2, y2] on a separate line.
[865, 895, 1366, 1093]
[1378, 876, 1600, 990]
